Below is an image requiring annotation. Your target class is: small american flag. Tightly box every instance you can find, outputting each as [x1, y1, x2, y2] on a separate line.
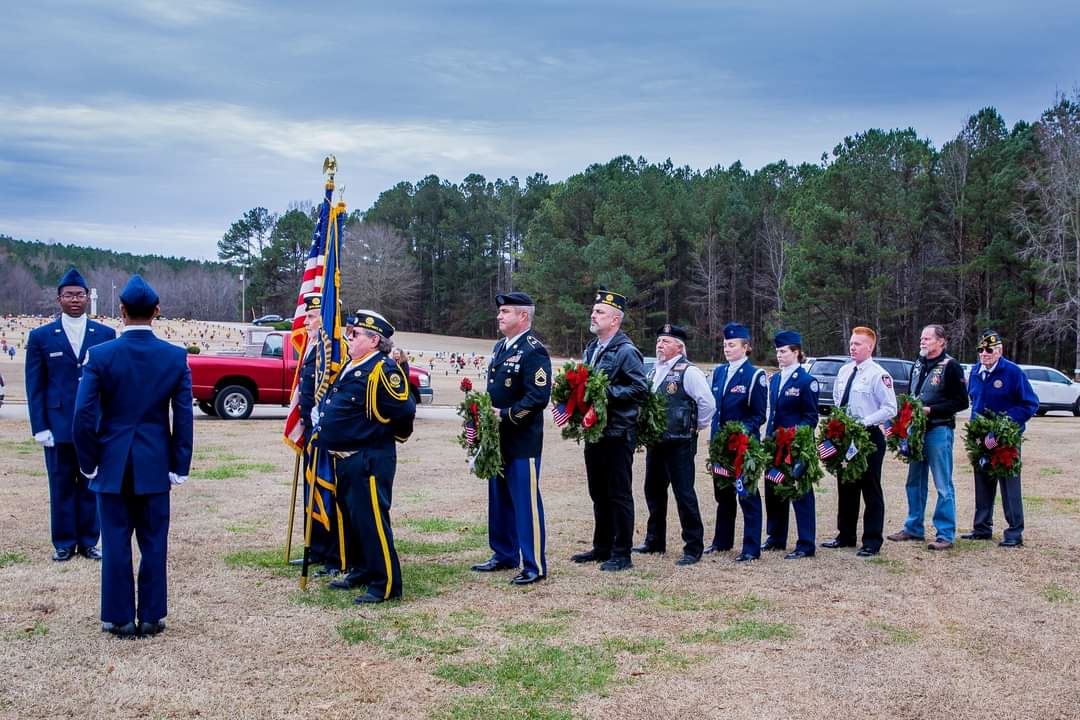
[883, 421, 893, 438]
[552, 404, 570, 427]
[714, 465, 732, 478]
[464, 422, 477, 446]
[983, 432, 998, 450]
[766, 467, 786, 484]
[818, 440, 838, 460]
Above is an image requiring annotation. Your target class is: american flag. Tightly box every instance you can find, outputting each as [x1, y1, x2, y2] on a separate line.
[464, 422, 477, 446]
[713, 465, 732, 478]
[883, 421, 893, 438]
[282, 184, 333, 450]
[766, 467, 786, 484]
[818, 439, 838, 460]
[983, 432, 998, 450]
[552, 403, 570, 427]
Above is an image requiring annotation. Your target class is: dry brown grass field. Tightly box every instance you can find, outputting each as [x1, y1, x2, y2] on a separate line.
[1, 326, 1078, 719]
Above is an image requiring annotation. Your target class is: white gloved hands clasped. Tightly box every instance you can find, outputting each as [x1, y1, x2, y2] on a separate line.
[169, 472, 187, 487]
[309, 407, 320, 427]
[34, 430, 55, 448]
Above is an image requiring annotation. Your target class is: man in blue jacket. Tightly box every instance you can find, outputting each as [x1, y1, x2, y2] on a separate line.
[25, 267, 116, 562]
[963, 330, 1039, 548]
[72, 276, 193, 637]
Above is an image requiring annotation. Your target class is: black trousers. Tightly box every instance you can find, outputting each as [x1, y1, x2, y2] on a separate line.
[584, 435, 635, 560]
[835, 427, 886, 551]
[642, 438, 703, 556]
[972, 465, 1025, 543]
[335, 449, 401, 600]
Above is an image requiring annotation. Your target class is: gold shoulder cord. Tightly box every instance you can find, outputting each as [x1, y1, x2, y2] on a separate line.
[366, 361, 408, 423]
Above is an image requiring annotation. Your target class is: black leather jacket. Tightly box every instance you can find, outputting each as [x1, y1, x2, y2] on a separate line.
[583, 331, 649, 440]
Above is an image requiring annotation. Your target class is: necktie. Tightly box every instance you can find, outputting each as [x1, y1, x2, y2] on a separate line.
[840, 367, 857, 408]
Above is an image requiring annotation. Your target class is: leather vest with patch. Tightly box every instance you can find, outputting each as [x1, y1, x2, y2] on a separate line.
[655, 358, 698, 441]
[911, 355, 952, 408]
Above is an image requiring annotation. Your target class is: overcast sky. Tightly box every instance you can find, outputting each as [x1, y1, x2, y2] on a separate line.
[2, 0, 1078, 261]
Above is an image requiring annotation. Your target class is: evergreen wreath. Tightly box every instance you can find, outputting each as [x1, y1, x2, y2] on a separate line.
[456, 378, 503, 479]
[635, 390, 668, 450]
[885, 394, 928, 463]
[964, 411, 1023, 482]
[763, 424, 823, 502]
[816, 406, 874, 484]
[707, 421, 768, 495]
[550, 361, 609, 444]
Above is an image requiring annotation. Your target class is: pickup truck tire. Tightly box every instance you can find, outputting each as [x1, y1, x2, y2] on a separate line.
[1073, 398, 1080, 417]
[198, 401, 217, 417]
[215, 385, 254, 420]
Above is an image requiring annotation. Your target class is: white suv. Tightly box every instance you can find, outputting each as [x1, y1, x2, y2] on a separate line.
[1020, 365, 1080, 416]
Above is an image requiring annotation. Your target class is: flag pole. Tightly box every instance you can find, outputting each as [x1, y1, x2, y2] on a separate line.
[284, 451, 301, 563]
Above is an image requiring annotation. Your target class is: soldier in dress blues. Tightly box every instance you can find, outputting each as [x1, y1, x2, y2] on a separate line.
[25, 267, 116, 562]
[763, 330, 820, 559]
[470, 291, 552, 585]
[315, 310, 415, 603]
[962, 330, 1039, 548]
[705, 322, 768, 562]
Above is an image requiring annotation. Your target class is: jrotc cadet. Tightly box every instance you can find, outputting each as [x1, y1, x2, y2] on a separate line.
[705, 323, 768, 562]
[72, 276, 192, 637]
[822, 326, 897, 557]
[470, 292, 552, 585]
[963, 330, 1039, 547]
[634, 323, 715, 566]
[315, 310, 415, 603]
[763, 331, 819, 559]
[571, 289, 649, 572]
[26, 267, 115, 562]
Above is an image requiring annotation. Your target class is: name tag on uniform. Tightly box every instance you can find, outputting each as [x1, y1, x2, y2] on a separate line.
[49, 351, 63, 357]
[784, 387, 800, 397]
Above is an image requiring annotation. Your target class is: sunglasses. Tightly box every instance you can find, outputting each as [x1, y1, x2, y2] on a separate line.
[977, 347, 998, 354]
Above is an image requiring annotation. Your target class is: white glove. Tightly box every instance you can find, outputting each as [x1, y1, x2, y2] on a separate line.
[82, 467, 98, 480]
[309, 407, 320, 427]
[169, 472, 188, 487]
[34, 430, 55, 448]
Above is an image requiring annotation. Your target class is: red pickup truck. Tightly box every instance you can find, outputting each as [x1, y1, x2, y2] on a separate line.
[187, 329, 432, 419]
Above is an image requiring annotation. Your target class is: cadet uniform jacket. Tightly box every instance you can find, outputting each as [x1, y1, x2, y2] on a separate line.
[710, 361, 768, 439]
[766, 367, 819, 435]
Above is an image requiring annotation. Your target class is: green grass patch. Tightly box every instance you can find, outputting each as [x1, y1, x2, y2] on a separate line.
[339, 612, 477, 659]
[868, 621, 920, 645]
[292, 585, 360, 610]
[448, 609, 485, 629]
[223, 547, 300, 576]
[1039, 466, 1063, 477]
[396, 535, 487, 556]
[191, 462, 276, 480]
[0, 440, 38, 457]
[681, 620, 794, 644]
[1042, 583, 1076, 603]
[224, 521, 266, 534]
[867, 557, 908, 575]
[653, 591, 769, 613]
[1025, 496, 1048, 512]
[404, 517, 485, 535]
[337, 618, 378, 644]
[952, 538, 993, 553]
[602, 636, 665, 654]
[502, 620, 569, 641]
[0, 551, 30, 569]
[403, 561, 472, 599]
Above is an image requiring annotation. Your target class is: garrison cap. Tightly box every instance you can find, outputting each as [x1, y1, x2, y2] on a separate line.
[773, 330, 802, 348]
[57, 267, 88, 293]
[976, 329, 1003, 351]
[303, 292, 322, 312]
[119, 275, 160, 314]
[495, 291, 534, 307]
[347, 309, 394, 339]
[593, 288, 628, 312]
[656, 323, 688, 342]
[723, 323, 750, 341]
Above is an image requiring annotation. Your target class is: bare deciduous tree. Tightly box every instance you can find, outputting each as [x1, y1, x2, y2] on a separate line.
[339, 221, 422, 327]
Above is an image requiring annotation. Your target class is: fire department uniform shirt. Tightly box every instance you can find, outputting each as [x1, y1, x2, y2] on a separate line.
[832, 358, 897, 426]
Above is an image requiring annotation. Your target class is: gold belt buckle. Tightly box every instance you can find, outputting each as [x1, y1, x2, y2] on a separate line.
[329, 449, 357, 460]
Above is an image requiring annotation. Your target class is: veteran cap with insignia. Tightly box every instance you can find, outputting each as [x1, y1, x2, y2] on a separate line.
[303, 292, 322, 312]
[593, 287, 628, 311]
[976, 329, 1003, 351]
[655, 323, 688, 342]
[723, 322, 750, 341]
[774, 330, 802, 348]
[346, 309, 395, 338]
[57, 266, 88, 293]
[119, 275, 160, 315]
[494, 291, 534, 307]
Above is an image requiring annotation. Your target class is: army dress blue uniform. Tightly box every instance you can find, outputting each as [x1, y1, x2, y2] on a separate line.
[764, 331, 820, 557]
[26, 267, 116, 560]
[72, 276, 193, 635]
[479, 295, 552, 582]
[707, 323, 768, 559]
[965, 331, 1039, 546]
[316, 325, 415, 602]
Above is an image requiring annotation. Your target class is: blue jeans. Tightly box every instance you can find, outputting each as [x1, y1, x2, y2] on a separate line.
[903, 426, 956, 542]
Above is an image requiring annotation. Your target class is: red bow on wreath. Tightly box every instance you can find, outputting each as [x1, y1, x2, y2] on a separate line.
[826, 419, 846, 441]
[774, 426, 796, 466]
[991, 445, 1018, 469]
[894, 403, 913, 439]
[564, 366, 590, 418]
[727, 432, 749, 478]
[469, 402, 480, 425]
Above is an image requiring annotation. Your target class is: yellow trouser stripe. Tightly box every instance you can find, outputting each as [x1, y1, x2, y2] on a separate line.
[529, 458, 544, 576]
[369, 474, 394, 599]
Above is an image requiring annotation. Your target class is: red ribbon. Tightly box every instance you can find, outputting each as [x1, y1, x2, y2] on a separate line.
[895, 402, 913, 439]
[991, 446, 1018, 469]
[469, 402, 480, 426]
[582, 406, 597, 428]
[826, 419, 846, 441]
[727, 432, 749, 479]
[774, 426, 796, 467]
[564, 365, 590, 418]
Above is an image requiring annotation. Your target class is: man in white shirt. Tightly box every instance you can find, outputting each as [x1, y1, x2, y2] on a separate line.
[822, 326, 897, 557]
[633, 324, 716, 565]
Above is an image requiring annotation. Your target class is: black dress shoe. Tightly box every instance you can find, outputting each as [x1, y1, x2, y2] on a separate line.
[599, 557, 632, 572]
[761, 541, 786, 552]
[631, 544, 665, 555]
[784, 550, 811, 560]
[821, 538, 856, 549]
[855, 547, 880, 557]
[674, 554, 700, 566]
[960, 533, 991, 540]
[353, 592, 391, 605]
[734, 553, 758, 563]
[52, 548, 75, 562]
[570, 550, 608, 564]
[138, 620, 166, 637]
[102, 621, 138, 638]
[314, 567, 341, 578]
[510, 571, 544, 585]
[998, 538, 1024, 548]
[471, 559, 518, 572]
[329, 577, 363, 590]
[79, 546, 103, 560]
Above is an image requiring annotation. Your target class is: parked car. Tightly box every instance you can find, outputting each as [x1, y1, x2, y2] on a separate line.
[252, 314, 284, 326]
[808, 355, 914, 414]
[187, 330, 433, 419]
[1019, 365, 1080, 416]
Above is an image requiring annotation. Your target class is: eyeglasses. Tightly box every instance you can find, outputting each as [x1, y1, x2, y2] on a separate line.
[60, 292, 87, 300]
